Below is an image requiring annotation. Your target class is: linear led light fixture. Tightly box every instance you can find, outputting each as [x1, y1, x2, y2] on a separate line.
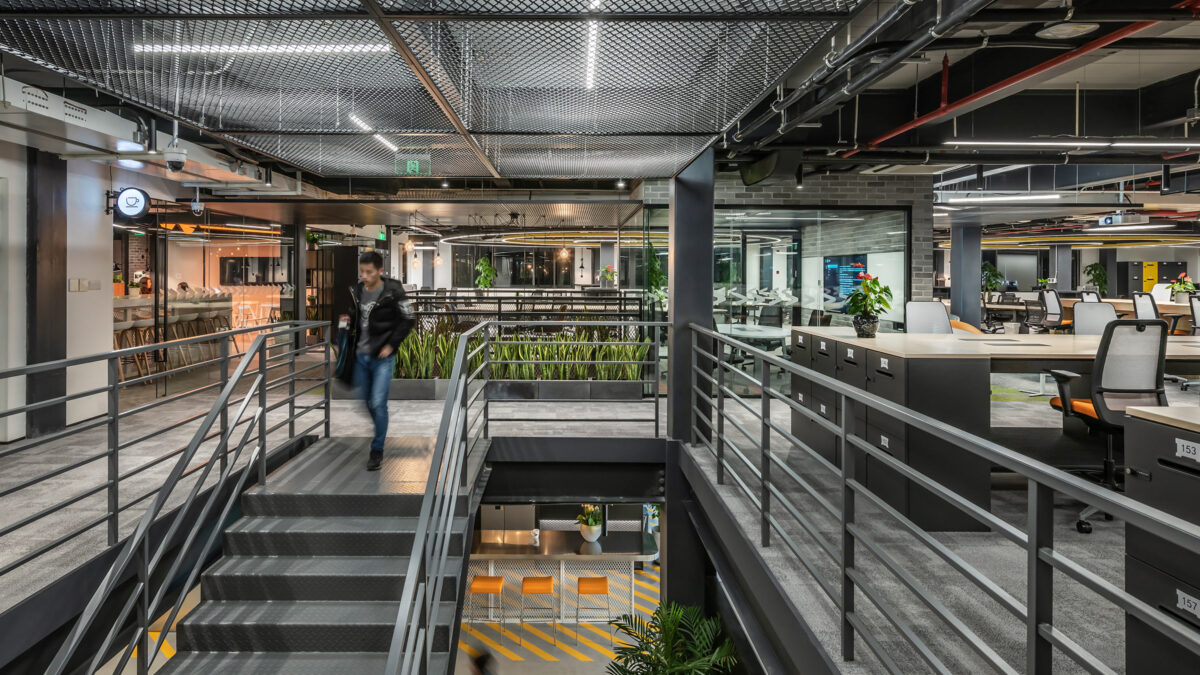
[1111, 142, 1198, 148]
[946, 194, 1063, 204]
[933, 205, 961, 211]
[1087, 223, 1176, 232]
[945, 140, 1111, 148]
[348, 114, 398, 153]
[585, 0, 602, 89]
[134, 44, 390, 54]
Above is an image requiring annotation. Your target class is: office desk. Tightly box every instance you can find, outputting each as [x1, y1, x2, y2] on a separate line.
[789, 327, 1200, 532]
[1124, 407, 1200, 674]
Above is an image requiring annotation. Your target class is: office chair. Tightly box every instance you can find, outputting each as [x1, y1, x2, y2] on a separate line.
[1022, 300, 1048, 334]
[950, 320, 984, 334]
[1072, 302, 1117, 336]
[807, 310, 832, 327]
[1039, 289, 1073, 332]
[904, 301, 952, 334]
[758, 305, 783, 327]
[1080, 290, 1102, 303]
[1132, 291, 1185, 334]
[1048, 319, 1169, 533]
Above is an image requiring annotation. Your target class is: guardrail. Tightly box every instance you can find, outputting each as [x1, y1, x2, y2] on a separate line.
[0, 321, 330, 587]
[42, 321, 332, 674]
[385, 319, 666, 673]
[687, 322, 1200, 674]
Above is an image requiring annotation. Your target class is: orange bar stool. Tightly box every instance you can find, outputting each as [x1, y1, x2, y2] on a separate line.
[575, 576, 611, 646]
[520, 576, 556, 645]
[469, 575, 505, 630]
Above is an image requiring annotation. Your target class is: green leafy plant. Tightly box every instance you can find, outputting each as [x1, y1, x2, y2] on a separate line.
[434, 332, 457, 379]
[1082, 262, 1108, 295]
[599, 264, 617, 284]
[646, 242, 667, 304]
[474, 257, 496, 290]
[606, 602, 738, 675]
[305, 230, 322, 247]
[844, 265, 892, 318]
[113, 273, 124, 284]
[393, 331, 436, 379]
[980, 261, 1004, 293]
[1037, 278, 1050, 288]
[1169, 272, 1195, 294]
[575, 504, 603, 527]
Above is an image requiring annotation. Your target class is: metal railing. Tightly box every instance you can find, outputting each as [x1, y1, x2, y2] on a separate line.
[41, 321, 331, 672]
[687, 323, 1200, 674]
[0, 322, 330, 586]
[385, 319, 666, 673]
[410, 293, 646, 331]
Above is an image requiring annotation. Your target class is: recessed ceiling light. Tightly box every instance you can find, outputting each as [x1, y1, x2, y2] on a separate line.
[1035, 21, 1101, 40]
[134, 44, 390, 54]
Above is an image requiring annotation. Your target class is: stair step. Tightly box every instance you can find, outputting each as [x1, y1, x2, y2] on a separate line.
[202, 556, 461, 602]
[223, 516, 466, 557]
[242, 490, 469, 518]
[177, 600, 458, 653]
[158, 652, 389, 674]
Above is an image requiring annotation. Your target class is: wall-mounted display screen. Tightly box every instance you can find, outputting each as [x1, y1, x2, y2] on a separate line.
[823, 254, 868, 309]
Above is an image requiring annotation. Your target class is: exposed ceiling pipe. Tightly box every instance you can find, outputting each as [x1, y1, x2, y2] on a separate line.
[968, 8, 1200, 23]
[732, 0, 924, 143]
[748, 0, 997, 153]
[842, 0, 1200, 158]
[761, 151, 1200, 166]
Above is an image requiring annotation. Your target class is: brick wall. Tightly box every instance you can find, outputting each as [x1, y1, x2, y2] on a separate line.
[635, 171, 935, 300]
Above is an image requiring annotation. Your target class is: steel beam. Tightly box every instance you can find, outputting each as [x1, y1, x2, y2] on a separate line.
[0, 10, 849, 21]
[971, 9, 1200, 23]
[360, 0, 502, 181]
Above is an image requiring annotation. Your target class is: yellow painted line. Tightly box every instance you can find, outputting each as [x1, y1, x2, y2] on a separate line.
[632, 576, 660, 593]
[636, 568, 660, 582]
[634, 589, 660, 604]
[459, 640, 482, 659]
[581, 622, 631, 648]
[555, 624, 618, 659]
[486, 623, 558, 661]
[522, 623, 593, 661]
[130, 632, 175, 659]
[635, 602, 657, 615]
[460, 623, 524, 661]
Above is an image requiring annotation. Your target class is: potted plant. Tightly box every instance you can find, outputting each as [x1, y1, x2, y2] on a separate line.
[645, 504, 660, 563]
[1169, 272, 1196, 302]
[599, 264, 617, 289]
[845, 264, 892, 338]
[980, 262, 1003, 300]
[576, 504, 603, 543]
[474, 256, 496, 290]
[645, 242, 667, 313]
[1083, 262, 1108, 296]
[113, 273, 125, 297]
[1035, 278, 1050, 290]
[607, 603, 738, 675]
[305, 230, 321, 250]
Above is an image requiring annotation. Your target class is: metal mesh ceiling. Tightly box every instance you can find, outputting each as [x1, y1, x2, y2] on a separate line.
[0, 1, 856, 178]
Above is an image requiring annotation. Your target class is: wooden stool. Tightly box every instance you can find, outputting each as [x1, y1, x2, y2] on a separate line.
[520, 576, 555, 645]
[469, 575, 505, 634]
[575, 576, 611, 645]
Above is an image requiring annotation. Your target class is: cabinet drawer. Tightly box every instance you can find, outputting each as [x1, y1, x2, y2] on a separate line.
[812, 338, 837, 377]
[790, 373, 811, 410]
[812, 395, 838, 423]
[1126, 555, 1200, 674]
[1125, 423, 1200, 523]
[836, 343, 867, 387]
[792, 332, 812, 369]
[867, 408, 907, 440]
[865, 350, 906, 405]
[865, 423, 907, 459]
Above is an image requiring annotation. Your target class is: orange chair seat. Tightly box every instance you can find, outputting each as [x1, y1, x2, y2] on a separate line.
[577, 577, 609, 595]
[1050, 396, 1098, 420]
[470, 576, 504, 595]
[949, 320, 983, 334]
[521, 576, 554, 595]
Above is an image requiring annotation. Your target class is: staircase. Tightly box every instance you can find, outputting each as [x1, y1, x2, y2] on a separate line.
[160, 437, 479, 674]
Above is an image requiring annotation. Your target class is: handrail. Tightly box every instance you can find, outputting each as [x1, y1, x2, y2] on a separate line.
[385, 318, 667, 673]
[688, 322, 1200, 672]
[41, 321, 331, 674]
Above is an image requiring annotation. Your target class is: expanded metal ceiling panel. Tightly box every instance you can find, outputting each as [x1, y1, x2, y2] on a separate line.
[0, 19, 452, 132]
[0, 0, 363, 14]
[476, 134, 710, 177]
[228, 133, 493, 176]
[382, 0, 852, 15]
[395, 19, 833, 135]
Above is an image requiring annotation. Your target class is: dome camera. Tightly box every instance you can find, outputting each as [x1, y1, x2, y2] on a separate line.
[164, 147, 187, 172]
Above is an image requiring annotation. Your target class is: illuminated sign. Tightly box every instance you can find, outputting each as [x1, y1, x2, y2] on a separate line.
[394, 154, 431, 176]
[115, 187, 150, 219]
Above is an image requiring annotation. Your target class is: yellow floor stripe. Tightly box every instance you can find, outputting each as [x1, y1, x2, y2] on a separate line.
[632, 577, 660, 593]
[634, 589, 660, 604]
[554, 624, 618, 659]
[130, 632, 175, 659]
[581, 622, 631, 648]
[486, 623, 558, 661]
[522, 623, 593, 661]
[636, 568, 660, 582]
[635, 602, 657, 615]
[460, 623, 524, 661]
[458, 640, 482, 659]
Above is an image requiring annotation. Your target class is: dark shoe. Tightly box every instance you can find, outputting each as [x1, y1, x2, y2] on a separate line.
[367, 450, 383, 471]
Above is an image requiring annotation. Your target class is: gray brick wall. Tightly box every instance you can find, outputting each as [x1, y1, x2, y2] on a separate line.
[636, 171, 935, 300]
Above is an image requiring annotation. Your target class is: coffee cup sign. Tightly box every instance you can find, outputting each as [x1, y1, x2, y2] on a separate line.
[115, 187, 150, 219]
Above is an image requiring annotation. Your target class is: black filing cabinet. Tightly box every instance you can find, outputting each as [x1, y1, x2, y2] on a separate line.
[1124, 415, 1200, 674]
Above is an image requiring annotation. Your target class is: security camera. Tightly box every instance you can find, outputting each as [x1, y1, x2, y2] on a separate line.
[164, 147, 187, 173]
[190, 197, 204, 217]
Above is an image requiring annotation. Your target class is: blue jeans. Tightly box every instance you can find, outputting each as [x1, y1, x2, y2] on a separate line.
[353, 353, 393, 452]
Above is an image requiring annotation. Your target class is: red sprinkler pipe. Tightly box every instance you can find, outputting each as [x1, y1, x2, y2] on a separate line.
[842, 0, 1200, 159]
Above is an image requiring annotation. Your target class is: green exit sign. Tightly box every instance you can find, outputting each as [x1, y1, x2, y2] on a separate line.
[394, 154, 431, 176]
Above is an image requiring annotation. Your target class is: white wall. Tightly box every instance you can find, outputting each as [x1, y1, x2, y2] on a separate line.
[433, 243, 452, 289]
[574, 247, 593, 285]
[407, 250, 425, 288]
[772, 248, 788, 290]
[0, 144, 27, 442]
[745, 244, 761, 291]
[167, 240, 205, 290]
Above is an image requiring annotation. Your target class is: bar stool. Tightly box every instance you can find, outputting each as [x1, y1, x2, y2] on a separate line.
[468, 575, 505, 633]
[113, 320, 136, 381]
[130, 316, 156, 377]
[520, 576, 556, 645]
[575, 576, 611, 646]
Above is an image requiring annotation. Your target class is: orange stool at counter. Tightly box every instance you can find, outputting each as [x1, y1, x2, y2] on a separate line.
[520, 576, 556, 645]
[575, 576, 611, 646]
[468, 575, 505, 633]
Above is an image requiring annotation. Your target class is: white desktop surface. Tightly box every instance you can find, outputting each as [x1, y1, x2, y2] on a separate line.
[1126, 406, 1200, 435]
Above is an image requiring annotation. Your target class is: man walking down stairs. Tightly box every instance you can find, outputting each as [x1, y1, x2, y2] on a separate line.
[159, 436, 480, 674]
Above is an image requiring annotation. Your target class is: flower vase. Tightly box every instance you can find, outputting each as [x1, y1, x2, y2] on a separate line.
[853, 314, 879, 338]
[580, 524, 602, 542]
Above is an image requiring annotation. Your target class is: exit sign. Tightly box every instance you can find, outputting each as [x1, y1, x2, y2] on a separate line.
[394, 154, 431, 176]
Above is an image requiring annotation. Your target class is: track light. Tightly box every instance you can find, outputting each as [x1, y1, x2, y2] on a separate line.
[616, 179, 626, 189]
[441, 179, 450, 189]
[794, 165, 804, 190]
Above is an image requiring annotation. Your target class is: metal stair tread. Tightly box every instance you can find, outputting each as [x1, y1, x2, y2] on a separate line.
[205, 556, 462, 578]
[158, 652, 389, 674]
[182, 600, 460, 626]
[225, 515, 468, 535]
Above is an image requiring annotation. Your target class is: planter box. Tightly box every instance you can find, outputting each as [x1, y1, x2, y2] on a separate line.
[590, 381, 643, 400]
[538, 380, 590, 400]
[113, 282, 126, 297]
[487, 380, 538, 400]
[331, 378, 450, 400]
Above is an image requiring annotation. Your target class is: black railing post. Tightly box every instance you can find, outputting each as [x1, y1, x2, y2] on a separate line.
[136, 535, 150, 675]
[257, 341, 268, 486]
[482, 329, 491, 440]
[323, 327, 332, 438]
[219, 335, 230, 472]
[1027, 480, 1054, 674]
[653, 324, 661, 438]
[840, 392, 856, 661]
[760, 357, 771, 547]
[106, 357, 120, 546]
[288, 330, 297, 438]
[715, 339, 726, 485]
[460, 377, 470, 488]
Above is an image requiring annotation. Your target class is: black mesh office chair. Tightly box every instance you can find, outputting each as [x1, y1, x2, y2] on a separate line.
[1022, 300, 1048, 333]
[1039, 289, 1072, 332]
[758, 305, 783, 327]
[1080, 290, 1102, 303]
[1191, 293, 1200, 336]
[1048, 319, 1169, 533]
[1132, 291, 1185, 334]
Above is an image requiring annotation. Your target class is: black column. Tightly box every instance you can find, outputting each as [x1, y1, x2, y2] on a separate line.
[949, 224, 982, 327]
[1100, 249, 1117, 298]
[1050, 244, 1073, 292]
[25, 148, 68, 436]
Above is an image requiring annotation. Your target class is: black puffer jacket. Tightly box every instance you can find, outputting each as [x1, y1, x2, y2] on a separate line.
[338, 277, 414, 380]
